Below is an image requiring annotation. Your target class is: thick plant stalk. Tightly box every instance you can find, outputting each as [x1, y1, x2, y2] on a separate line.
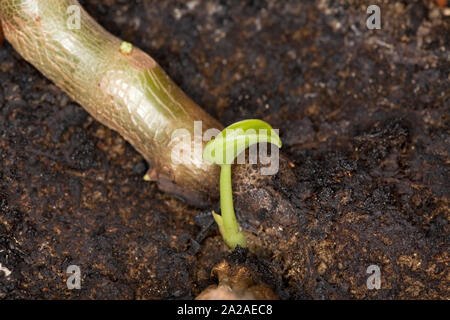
[0, 0, 221, 206]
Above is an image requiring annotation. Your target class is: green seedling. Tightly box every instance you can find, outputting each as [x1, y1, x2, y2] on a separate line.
[203, 119, 282, 249]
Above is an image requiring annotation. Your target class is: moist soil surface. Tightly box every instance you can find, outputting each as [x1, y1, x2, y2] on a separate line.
[0, 0, 449, 299]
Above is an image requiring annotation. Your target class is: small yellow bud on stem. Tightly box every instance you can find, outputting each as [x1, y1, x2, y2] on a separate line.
[119, 41, 133, 55]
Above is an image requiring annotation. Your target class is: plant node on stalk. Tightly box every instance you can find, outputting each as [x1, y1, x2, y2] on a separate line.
[119, 41, 133, 55]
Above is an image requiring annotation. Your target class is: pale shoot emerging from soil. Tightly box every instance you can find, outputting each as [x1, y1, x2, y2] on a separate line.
[203, 119, 282, 249]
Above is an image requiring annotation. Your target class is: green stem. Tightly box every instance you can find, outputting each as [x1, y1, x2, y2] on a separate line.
[213, 164, 246, 249]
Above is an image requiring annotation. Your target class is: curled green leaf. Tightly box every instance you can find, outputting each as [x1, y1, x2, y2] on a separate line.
[203, 119, 282, 165]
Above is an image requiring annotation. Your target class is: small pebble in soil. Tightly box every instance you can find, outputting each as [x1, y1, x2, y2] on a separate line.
[132, 160, 148, 175]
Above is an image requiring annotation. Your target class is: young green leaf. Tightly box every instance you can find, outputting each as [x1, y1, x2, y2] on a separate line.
[203, 119, 282, 165]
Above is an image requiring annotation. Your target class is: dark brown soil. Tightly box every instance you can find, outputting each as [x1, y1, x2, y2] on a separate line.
[0, 0, 448, 299]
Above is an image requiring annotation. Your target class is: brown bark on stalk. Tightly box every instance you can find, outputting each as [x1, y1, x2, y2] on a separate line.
[0, 0, 223, 206]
